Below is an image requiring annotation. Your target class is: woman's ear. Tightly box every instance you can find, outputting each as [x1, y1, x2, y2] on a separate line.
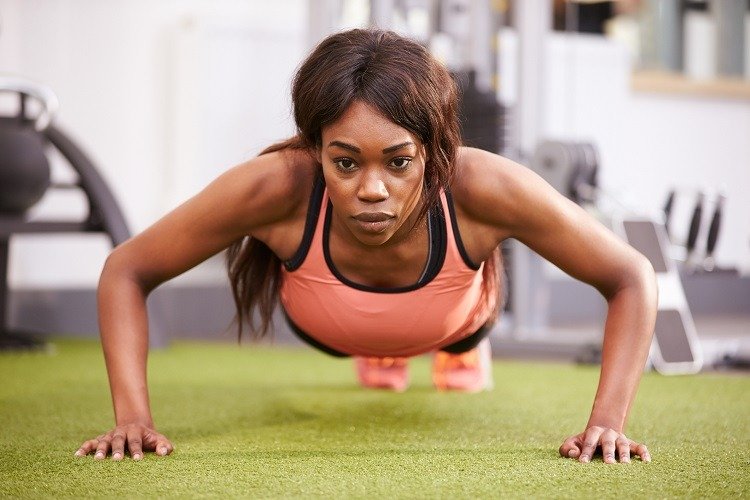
[315, 148, 322, 164]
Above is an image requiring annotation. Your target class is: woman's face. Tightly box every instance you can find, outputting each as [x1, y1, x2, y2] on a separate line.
[319, 100, 426, 247]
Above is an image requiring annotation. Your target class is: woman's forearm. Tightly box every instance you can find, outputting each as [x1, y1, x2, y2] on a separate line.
[587, 264, 658, 432]
[97, 262, 154, 427]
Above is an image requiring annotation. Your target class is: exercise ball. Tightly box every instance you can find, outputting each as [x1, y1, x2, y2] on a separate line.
[0, 120, 51, 215]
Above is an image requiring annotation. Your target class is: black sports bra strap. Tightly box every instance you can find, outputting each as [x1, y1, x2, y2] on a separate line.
[444, 190, 481, 270]
[283, 172, 326, 271]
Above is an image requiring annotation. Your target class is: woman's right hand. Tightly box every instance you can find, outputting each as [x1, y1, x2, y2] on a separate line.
[74, 423, 173, 461]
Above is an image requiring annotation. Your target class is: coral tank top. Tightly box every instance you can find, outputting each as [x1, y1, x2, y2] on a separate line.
[279, 176, 491, 357]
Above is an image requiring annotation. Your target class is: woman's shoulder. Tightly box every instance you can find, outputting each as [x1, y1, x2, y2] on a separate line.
[450, 146, 532, 229]
[240, 146, 318, 194]
[219, 146, 320, 257]
[227, 146, 319, 221]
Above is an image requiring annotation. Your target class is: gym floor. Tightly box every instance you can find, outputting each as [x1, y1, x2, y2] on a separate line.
[1, 337, 748, 497]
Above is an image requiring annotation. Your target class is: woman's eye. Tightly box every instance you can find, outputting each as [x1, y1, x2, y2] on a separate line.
[335, 159, 356, 171]
[390, 157, 412, 169]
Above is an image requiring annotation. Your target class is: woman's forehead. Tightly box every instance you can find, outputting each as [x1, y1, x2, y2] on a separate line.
[322, 101, 420, 149]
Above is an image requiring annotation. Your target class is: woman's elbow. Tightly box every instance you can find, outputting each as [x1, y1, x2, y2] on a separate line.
[99, 249, 155, 295]
[600, 254, 658, 305]
[622, 255, 658, 308]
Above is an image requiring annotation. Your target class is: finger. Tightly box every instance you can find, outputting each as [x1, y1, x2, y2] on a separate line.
[110, 432, 126, 461]
[616, 437, 631, 463]
[75, 439, 99, 457]
[579, 427, 604, 463]
[94, 438, 111, 460]
[632, 442, 651, 463]
[141, 428, 159, 450]
[155, 438, 174, 457]
[600, 430, 618, 464]
[559, 436, 581, 459]
[127, 434, 144, 461]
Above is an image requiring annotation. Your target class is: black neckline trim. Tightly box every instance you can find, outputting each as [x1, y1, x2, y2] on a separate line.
[323, 199, 447, 293]
[283, 173, 325, 271]
[444, 190, 481, 270]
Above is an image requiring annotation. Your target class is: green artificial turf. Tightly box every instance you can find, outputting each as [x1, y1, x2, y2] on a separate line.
[1, 338, 749, 498]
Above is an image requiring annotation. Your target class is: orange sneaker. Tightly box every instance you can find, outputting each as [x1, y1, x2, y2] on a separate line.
[354, 356, 410, 392]
[432, 338, 494, 392]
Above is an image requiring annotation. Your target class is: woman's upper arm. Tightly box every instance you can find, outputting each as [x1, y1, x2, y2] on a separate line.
[105, 150, 308, 292]
[455, 148, 651, 297]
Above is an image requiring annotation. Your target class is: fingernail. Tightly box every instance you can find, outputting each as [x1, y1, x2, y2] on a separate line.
[580, 455, 590, 463]
[158, 446, 167, 455]
[622, 457, 631, 463]
[567, 450, 576, 458]
[74, 450, 83, 457]
[133, 453, 142, 461]
[95, 452, 104, 459]
[112, 452, 122, 460]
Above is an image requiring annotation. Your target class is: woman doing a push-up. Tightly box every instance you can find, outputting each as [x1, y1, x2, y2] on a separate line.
[75, 28, 656, 465]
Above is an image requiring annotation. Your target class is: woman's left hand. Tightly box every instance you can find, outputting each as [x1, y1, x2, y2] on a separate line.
[559, 426, 651, 464]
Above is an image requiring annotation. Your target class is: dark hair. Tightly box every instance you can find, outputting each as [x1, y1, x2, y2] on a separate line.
[225, 28, 500, 340]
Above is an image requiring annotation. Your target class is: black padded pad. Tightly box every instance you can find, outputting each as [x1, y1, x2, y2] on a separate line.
[622, 220, 669, 273]
[654, 309, 695, 363]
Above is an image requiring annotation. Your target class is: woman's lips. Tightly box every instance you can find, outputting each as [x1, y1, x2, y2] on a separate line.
[353, 212, 395, 233]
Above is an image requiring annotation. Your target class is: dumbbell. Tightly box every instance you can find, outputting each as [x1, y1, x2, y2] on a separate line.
[663, 189, 725, 272]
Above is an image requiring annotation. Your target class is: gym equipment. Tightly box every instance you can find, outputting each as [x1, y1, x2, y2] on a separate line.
[662, 189, 730, 274]
[530, 140, 599, 205]
[685, 192, 704, 269]
[531, 140, 704, 374]
[0, 84, 53, 213]
[703, 194, 724, 271]
[613, 216, 703, 374]
[663, 190, 675, 238]
[0, 76, 166, 350]
[455, 70, 507, 155]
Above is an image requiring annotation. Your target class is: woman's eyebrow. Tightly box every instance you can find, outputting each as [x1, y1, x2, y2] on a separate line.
[328, 141, 360, 153]
[382, 141, 415, 154]
[328, 140, 416, 154]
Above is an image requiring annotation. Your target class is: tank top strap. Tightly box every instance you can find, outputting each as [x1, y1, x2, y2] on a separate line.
[283, 173, 326, 272]
[442, 189, 481, 271]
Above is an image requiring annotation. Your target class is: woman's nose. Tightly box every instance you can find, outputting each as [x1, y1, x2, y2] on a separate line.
[357, 172, 389, 202]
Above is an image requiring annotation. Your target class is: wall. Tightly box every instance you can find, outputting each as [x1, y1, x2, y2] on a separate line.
[542, 32, 750, 276]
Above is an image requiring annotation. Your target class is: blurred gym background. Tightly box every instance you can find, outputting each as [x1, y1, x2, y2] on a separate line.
[1, 0, 748, 371]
